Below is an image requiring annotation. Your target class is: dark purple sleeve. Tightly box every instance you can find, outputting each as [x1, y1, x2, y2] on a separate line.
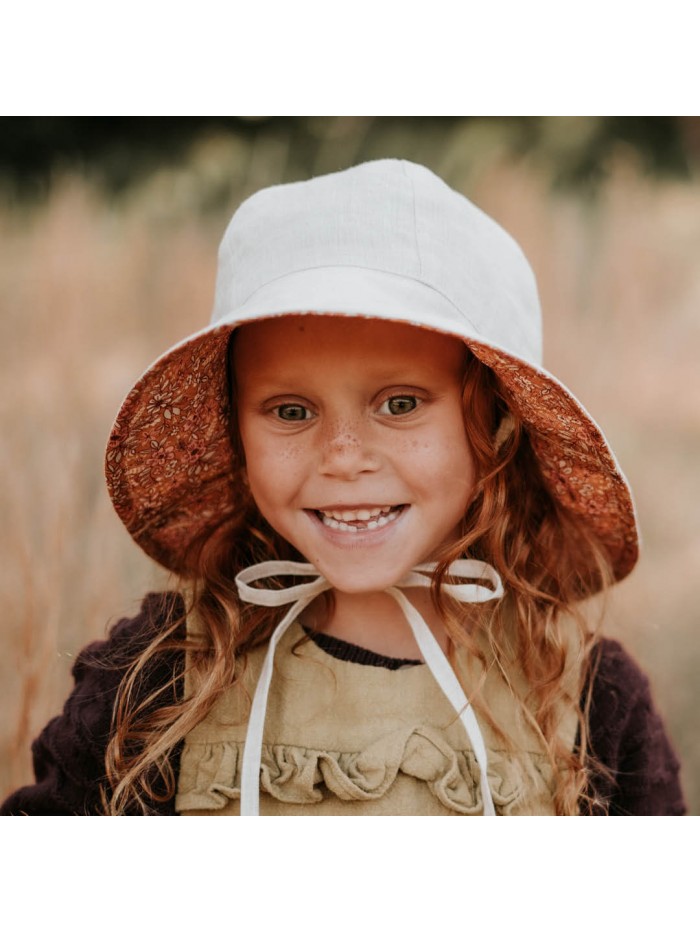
[585, 639, 686, 816]
[0, 593, 184, 816]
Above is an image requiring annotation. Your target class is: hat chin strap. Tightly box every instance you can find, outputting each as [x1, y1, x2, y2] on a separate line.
[235, 559, 504, 816]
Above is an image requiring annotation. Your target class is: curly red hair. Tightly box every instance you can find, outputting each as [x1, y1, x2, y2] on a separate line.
[105, 347, 612, 815]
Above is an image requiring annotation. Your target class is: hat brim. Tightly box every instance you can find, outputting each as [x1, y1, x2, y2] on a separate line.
[106, 273, 638, 582]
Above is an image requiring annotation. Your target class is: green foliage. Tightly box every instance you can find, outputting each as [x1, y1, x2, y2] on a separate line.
[0, 116, 697, 202]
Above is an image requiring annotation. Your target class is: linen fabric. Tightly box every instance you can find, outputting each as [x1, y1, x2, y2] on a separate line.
[176, 618, 577, 816]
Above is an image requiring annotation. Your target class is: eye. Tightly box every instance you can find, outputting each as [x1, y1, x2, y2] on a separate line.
[379, 395, 419, 416]
[275, 403, 312, 422]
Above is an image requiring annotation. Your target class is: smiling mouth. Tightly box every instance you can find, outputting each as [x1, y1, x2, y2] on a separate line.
[311, 504, 406, 533]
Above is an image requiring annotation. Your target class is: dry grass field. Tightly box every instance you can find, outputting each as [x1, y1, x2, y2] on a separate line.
[1, 141, 698, 813]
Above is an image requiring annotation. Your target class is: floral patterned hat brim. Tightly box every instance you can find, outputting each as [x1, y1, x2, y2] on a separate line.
[105, 321, 639, 582]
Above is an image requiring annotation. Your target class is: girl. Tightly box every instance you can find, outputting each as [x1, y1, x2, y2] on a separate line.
[1, 159, 685, 816]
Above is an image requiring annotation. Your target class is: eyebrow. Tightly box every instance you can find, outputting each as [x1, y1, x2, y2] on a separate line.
[244, 374, 432, 395]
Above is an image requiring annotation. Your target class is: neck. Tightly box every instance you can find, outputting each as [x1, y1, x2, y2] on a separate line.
[305, 587, 449, 659]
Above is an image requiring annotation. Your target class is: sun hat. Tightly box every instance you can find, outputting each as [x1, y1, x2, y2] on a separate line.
[105, 158, 639, 582]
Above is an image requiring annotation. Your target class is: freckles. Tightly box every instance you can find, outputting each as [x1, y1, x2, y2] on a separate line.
[278, 443, 303, 462]
[397, 433, 472, 479]
[266, 446, 307, 486]
[325, 420, 361, 450]
[248, 442, 305, 492]
[400, 436, 433, 458]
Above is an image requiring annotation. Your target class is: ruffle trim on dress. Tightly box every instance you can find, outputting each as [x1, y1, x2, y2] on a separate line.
[176, 725, 556, 815]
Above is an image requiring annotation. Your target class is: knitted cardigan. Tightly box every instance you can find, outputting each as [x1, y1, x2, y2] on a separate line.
[0, 592, 687, 816]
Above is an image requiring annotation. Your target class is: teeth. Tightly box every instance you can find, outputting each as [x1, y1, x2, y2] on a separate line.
[317, 506, 402, 532]
[321, 506, 393, 522]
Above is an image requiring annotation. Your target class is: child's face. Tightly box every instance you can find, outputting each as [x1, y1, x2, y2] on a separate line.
[234, 315, 475, 594]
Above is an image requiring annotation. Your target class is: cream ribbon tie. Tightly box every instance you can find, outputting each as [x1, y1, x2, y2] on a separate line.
[235, 559, 504, 816]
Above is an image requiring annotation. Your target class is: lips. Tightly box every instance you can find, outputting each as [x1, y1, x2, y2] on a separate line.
[311, 504, 405, 533]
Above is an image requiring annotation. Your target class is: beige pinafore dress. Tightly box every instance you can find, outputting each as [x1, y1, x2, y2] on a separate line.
[176, 619, 580, 816]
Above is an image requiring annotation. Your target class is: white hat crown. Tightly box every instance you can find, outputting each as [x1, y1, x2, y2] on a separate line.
[213, 159, 543, 366]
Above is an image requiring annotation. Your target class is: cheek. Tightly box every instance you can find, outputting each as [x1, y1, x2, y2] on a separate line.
[444, 435, 477, 505]
[402, 421, 473, 475]
[401, 423, 475, 509]
[242, 436, 307, 507]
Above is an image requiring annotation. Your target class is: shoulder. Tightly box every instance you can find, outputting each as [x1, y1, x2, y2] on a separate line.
[588, 638, 653, 727]
[67, 591, 186, 750]
[73, 591, 186, 697]
[0, 592, 185, 816]
[78, 591, 185, 666]
[585, 638, 686, 816]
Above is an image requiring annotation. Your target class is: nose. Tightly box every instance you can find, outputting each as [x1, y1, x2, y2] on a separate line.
[318, 419, 380, 479]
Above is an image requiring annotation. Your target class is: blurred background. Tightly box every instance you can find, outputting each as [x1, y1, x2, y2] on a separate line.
[0, 116, 698, 814]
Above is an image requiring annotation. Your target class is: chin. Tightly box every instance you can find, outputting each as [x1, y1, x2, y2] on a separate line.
[320, 567, 409, 595]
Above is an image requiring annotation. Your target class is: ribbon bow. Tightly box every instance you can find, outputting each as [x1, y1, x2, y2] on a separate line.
[235, 559, 504, 816]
